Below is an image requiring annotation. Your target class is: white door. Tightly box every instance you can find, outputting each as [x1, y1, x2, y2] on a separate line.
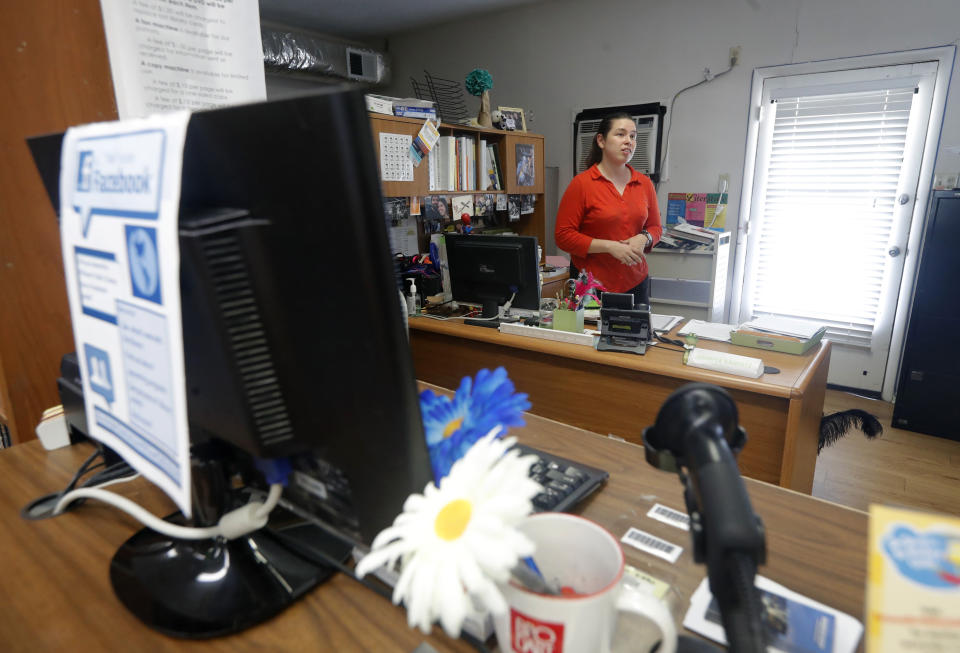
[736, 62, 939, 393]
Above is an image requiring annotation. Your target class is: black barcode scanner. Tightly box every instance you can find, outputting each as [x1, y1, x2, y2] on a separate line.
[643, 383, 768, 653]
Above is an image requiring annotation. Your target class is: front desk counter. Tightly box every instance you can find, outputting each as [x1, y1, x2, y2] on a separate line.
[409, 317, 831, 493]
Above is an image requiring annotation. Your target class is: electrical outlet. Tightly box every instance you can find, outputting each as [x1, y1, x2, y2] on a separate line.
[934, 173, 947, 189]
[730, 46, 742, 66]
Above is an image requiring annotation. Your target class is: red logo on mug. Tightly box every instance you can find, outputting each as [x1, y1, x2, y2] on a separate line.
[510, 608, 565, 653]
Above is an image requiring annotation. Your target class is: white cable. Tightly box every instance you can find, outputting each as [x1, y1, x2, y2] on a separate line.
[253, 484, 283, 520]
[660, 61, 735, 188]
[88, 472, 140, 491]
[707, 178, 729, 229]
[53, 483, 283, 541]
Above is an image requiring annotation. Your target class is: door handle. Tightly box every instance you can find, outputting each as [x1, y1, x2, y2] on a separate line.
[888, 246, 901, 257]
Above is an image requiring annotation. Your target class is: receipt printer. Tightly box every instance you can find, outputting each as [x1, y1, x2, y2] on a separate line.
[596, 293, 650, 355]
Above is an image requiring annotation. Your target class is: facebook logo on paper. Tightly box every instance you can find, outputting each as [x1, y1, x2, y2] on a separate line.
[71, 130, 165, 237]
[77, 151, 94, 192]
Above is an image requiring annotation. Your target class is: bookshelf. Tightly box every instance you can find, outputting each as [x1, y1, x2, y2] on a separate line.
[368, 114, 546, 252]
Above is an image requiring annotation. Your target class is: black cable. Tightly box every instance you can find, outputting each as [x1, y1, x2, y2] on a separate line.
[83, 460, 136, 486]
[654, 344, 687, 353]
[21, 448, 103, 519]
[21, 449, 135, 521]
[270, 529, 492, 653]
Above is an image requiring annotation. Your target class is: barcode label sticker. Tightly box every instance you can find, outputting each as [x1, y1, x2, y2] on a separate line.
[623, 565, 671, 600]
[647, 503, 690, 531]
[621, 527, 683, 563]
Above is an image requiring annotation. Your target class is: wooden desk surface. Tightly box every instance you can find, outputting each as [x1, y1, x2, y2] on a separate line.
[410, 317, 830, 401]
[0, 412, 865, 652]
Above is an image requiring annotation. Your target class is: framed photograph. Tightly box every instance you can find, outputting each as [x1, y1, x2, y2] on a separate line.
[498, 106, 526, 132]
[515, 144, 535, 187]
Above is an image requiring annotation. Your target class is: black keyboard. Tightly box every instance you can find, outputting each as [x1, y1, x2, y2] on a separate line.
[513, 444, 609, 513]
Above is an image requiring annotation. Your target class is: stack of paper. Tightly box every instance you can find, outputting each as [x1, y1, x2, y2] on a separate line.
[740, 315, 824, 340]
[651, 314, 684, 333]
[666, 222, 718, 246]
[677, 320, 737, 343]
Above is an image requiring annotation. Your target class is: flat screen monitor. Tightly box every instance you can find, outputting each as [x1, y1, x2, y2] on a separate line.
[444, 234, 540, 327]
[30, 88, 433, 638]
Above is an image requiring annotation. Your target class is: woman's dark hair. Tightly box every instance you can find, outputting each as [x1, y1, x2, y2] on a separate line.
[585, 112, 635, 168]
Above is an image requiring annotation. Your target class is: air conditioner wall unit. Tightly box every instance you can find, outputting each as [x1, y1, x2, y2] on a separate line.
[574, 103, 666, 181]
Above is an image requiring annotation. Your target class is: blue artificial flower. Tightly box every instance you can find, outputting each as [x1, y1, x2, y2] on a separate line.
[420, 367, 531, 481]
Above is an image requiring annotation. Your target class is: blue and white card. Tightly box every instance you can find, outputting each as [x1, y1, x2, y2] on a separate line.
[683, 575, 863, 653]
[59, 112, 193, 516]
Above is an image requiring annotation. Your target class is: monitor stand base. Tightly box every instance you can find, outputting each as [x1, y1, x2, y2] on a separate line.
[464, 318, 499, 328]
[110, 516, 351, 638]
[465, 298, 500, 328]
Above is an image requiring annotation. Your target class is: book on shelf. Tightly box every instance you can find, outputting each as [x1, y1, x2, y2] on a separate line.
[478, 139, 489, 191]
[393, 106, 437, 119]
[457, 138, 465, 191]
[428, 145, 438, 191]
[487, 143, 502, 190]
[457, 135, 476, 191]
[468, 137, 476, 190]
[435, 136, 455, 192]
[368, 95, 434, 117]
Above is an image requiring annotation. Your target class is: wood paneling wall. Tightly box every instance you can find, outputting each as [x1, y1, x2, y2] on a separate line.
[0, 3, 117, 442]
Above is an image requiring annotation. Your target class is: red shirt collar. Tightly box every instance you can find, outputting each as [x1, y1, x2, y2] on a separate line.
[588, 163, 643, 185]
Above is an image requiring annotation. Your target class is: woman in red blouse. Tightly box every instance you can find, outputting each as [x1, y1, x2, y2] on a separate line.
[555, 112, 662, 306]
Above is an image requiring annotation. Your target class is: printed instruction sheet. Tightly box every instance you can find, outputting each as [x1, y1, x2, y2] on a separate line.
[99, 0, 266, 118]
[59, 112, 193, 515]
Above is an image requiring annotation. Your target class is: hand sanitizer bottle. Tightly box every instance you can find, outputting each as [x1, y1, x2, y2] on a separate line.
[407, 279, 419, 315]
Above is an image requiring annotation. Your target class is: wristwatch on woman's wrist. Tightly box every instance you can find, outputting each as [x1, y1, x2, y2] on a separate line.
[640, 230, 652, 248]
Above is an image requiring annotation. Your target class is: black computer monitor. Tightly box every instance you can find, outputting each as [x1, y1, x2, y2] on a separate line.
[444, 234, 540, 328]
[30, 89, 433, 638]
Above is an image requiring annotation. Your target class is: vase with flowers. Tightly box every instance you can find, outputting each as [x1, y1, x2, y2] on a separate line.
[553, 271, 605, 333]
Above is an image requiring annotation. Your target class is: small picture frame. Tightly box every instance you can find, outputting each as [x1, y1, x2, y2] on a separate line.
[497, 106, 527, 132]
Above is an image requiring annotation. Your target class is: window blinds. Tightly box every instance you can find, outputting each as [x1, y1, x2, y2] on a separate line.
[750, 84, 917, 347]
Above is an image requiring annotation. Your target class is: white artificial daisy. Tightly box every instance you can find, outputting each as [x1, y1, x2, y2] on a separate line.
[355, 427, 542, 637]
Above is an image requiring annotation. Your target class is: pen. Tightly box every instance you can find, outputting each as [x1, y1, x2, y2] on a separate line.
[510, 557, 560, 595]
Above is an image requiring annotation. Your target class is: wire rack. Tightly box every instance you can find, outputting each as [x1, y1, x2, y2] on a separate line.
[410, 70, 469, 125]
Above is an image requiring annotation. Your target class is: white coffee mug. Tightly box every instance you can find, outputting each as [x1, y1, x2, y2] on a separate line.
[494, 513, 677, 653]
